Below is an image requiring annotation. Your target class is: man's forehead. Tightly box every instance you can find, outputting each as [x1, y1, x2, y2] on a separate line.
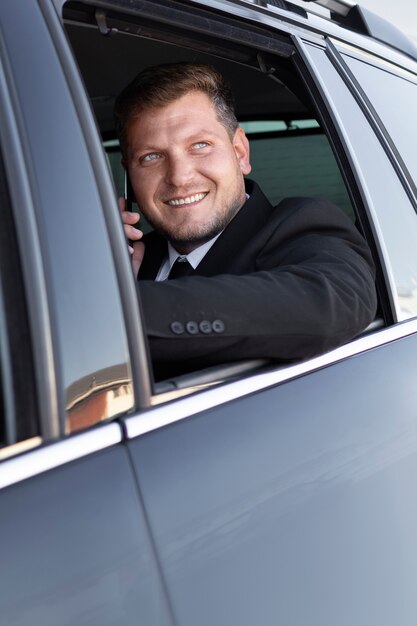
[127, 98, 229, 145]
[136, 91, 216, 123]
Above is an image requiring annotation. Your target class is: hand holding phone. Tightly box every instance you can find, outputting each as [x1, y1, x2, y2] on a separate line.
[118, 195, 145, 276]
[123, 171, 142, 248]
[124, 169, 134, 212]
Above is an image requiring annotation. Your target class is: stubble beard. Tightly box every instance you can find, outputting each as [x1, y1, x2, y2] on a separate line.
[143, 190, 246, 254]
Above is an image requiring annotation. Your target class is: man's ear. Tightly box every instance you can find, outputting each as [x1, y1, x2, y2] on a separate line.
[233, 126, 252, 175]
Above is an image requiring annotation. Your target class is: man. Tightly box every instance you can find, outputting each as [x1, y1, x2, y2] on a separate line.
[114, 63, 377, 379]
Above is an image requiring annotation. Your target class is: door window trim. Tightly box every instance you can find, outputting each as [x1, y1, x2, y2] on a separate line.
[40, 0, 153, 411]
[0, 28, 59, 440]
[0, 423, 121, 489]
[123, 316, 417, 439]
[326, 38, 417, 214]
[2, 314, 415, 487]
[294, 35, 398, 323]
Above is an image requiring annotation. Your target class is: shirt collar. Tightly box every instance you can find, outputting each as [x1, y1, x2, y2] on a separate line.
[167, 192, 250, 270]
[167, 231, 223, 271]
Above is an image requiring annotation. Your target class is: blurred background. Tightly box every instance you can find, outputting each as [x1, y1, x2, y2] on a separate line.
[355, 0, 417, 44]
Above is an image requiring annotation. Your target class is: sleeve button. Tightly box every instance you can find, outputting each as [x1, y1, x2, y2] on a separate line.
[186, 321, 199, 335]
[170, 321, 185, 335]
[199, 320, 212, 334]
[212, 319, 225, 333]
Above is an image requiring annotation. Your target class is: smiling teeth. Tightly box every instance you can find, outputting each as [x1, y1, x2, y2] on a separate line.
[168, 193, 207, 206]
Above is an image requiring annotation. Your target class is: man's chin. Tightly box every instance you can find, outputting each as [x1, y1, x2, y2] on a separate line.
[146, 200, 243, 251]
[159, 216, 224, 249]
[167, 228, 221, 254]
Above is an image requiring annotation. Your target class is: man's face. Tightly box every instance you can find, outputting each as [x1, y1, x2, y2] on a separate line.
[125, 91, 251, 253]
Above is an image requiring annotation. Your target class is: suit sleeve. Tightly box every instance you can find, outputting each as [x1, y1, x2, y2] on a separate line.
[137, 198, 377, 374]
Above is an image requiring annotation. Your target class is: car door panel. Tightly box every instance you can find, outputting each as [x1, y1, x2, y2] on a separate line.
[0, 438, 173, 626]
[126, 333, 417, 625]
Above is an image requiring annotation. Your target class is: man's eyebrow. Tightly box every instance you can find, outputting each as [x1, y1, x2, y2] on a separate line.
[188, 130, 220, 140]
[129, 130, 222, 156]
[130, 145, 160, 157]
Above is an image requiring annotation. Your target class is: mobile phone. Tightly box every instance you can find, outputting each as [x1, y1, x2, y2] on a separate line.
[124, 171, 143, 246]
[124, 170, 151, 235]
[124, 169, 134, 212]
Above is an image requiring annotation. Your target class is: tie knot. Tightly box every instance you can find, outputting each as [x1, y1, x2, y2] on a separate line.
[168, 257, 194, 279]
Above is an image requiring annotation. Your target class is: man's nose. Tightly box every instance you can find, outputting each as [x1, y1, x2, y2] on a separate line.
[164, 155, 193, 188]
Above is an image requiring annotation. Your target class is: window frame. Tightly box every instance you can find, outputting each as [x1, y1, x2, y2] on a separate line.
[0, 147, 39, 451]
[37, 0, 150, 424]
[62, 0, 397, 413]
[326, 39, 417, 322]
[0, 25, 56, 447]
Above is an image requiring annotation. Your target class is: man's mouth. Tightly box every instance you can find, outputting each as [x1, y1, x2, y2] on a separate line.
[167, 192, 208, 206]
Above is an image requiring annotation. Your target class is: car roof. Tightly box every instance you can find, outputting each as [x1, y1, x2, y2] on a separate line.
[219, 0, 417, 62]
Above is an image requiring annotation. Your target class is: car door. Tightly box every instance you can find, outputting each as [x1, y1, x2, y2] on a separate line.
[0, 2, 172, 624]
[121, 17, 417, 626]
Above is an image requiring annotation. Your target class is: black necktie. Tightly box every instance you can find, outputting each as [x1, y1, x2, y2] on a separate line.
[168, 257, 194, 279]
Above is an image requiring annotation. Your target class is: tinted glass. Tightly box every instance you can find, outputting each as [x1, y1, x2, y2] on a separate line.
[341, 52, 417, 319]
[0, 149, 38, 448]
[0, 2, 136, 431]
[343, 54, 417, 186]
[248, 131, 354, 219]
[305, 43, 417, 320]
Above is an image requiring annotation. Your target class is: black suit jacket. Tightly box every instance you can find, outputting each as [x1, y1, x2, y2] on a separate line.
[137, 181, 377, 377]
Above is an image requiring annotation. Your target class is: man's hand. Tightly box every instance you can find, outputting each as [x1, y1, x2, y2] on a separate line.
[118, 196, 145, 277]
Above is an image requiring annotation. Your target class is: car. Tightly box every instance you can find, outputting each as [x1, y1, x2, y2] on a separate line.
[1, 0, 417, 623]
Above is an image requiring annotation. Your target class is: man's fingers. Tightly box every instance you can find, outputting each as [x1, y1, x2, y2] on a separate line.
[124, 223, 143, 241]
[117, 198, 144, 276]
[123, 211, 141, 226]
[118, 196, 143, 240]
[119, 196, 140, 224]
[132, 241, 145, 277]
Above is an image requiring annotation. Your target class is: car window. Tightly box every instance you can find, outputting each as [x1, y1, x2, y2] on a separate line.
[63, 3, 379, 391]
[63, 10, 357, 225]
[342, 53, 417, 188]
[339, 51, 417, 319]
[304, 42, 417, 321]
[3, 0, 143, 434]
[242, 120, 354, 221]
[0, 148, 39, 457]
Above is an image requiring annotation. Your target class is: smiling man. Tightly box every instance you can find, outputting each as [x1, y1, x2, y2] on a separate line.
[123, 88, 250, 256]
[114, 63, 377, 379]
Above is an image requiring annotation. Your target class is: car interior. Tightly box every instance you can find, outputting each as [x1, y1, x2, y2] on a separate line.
[63, 1, 380, 396]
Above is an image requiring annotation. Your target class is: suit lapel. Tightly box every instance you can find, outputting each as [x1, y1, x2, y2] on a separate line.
[137, 180, 273, 279]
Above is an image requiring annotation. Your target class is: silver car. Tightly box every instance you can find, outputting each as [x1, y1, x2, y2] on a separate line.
[1, 0, 417, 624]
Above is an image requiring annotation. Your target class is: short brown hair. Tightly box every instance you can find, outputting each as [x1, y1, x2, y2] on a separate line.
[114, 62, 239, 153]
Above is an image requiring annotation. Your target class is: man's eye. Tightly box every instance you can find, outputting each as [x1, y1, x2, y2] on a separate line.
[141, 152, 160, 163]
[193, 142, 209, 149]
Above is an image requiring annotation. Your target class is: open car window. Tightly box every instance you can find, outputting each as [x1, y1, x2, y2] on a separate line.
[62, 1, 380, 395]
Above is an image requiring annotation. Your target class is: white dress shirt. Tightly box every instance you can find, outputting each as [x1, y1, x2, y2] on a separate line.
[155, 194, 249, 281]
[155, 232, 222, 281]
